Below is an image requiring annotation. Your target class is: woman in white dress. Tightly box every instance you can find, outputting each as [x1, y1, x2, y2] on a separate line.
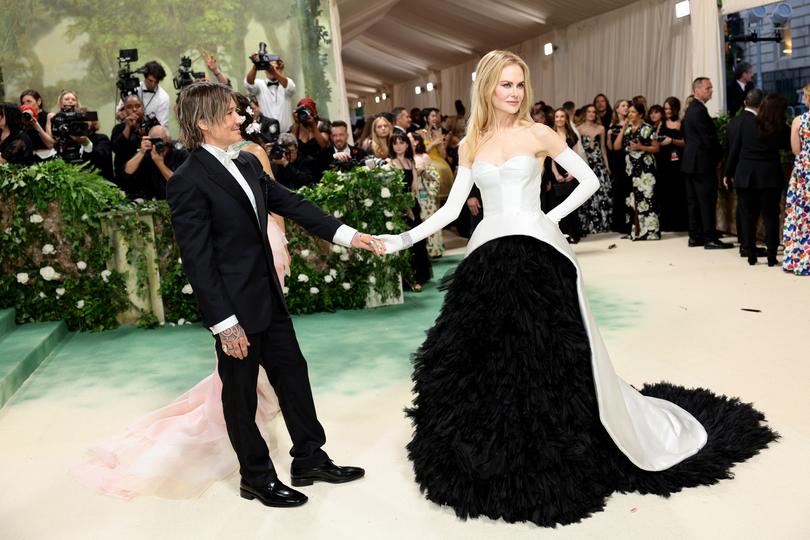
[377, 50, 777, 527]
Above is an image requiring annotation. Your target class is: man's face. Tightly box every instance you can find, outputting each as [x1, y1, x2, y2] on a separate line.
[144, 75, 159, 91]
[397, 111, 411, 129]
[330, 126, 348, 150]
[695, 80, 713, 102]
[741, 69, 754, 84]
[595, 96, 606, 112]
[201, 98, 244, 148]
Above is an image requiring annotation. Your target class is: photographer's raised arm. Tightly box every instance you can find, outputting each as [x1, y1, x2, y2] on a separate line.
[245, 54, 259, 86]
[124, 138, 150, 175]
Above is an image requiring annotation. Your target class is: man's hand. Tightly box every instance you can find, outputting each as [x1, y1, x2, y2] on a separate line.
[467, 197, 481, 216]
[70, 135, 90, 145]
[140, 137, 153, 154]
[203, 50, 219, 71]
[351, 233, 386, 256]
[333, 151, 351, 162]
[723, 176, 732, 190]
[152, 146, 167, 164]
[220, 323, 250, 359]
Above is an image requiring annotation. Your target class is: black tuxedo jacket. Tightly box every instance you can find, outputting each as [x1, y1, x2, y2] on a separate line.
[724, 111, 790, 189]
[167, 148, 344, 334]
[727, 80, 753, 116]
[681, 99, 721, 175]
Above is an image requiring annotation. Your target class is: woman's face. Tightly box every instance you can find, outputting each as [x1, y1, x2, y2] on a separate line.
[649, 110, 662, 124]
[617, 101, 629, 117]
[375, 120, 390, 138]
[21, 95, 38, 108]
[392, 138, 408, 155]
[60, 93, 78, 109]
[554, 110, 567, 128]
[491, 63, 525, 117]
[426, 110, 439, 127]
[663, 102, 673, 120]
[627, 107, 640, 123]
[585, 106, 597, 122]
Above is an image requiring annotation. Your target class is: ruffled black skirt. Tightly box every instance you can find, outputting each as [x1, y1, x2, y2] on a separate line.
[406, 236, 777, 527]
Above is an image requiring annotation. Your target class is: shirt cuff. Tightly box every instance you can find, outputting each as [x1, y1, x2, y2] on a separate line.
[332, 224, 357, 247]
[210, 315, 239, 334]
[80, 140, 94, 154]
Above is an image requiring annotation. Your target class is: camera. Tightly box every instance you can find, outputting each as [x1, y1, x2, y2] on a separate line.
[20, 104, 38, 123]
[252, 42, 278, 70]
[51, 106, 98, 164]
[140, 113, 161, 133]
[268, 141, 287, 161]
[116, 48, 147, 100]
[148, 136, 167, 153]
[172, 56, 205, 91]
[295, 105, 313, 124]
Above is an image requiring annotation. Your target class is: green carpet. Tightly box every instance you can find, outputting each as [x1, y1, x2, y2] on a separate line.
[11, 255, 640, 403]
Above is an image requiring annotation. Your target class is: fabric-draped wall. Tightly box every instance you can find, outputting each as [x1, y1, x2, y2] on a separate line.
[357, 0, 727, 119]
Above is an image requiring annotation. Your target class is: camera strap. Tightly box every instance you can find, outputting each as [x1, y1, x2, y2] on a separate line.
[139, 87, 157, 111]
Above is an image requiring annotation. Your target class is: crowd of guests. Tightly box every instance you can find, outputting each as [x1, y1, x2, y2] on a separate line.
[2, 55, 808, 276]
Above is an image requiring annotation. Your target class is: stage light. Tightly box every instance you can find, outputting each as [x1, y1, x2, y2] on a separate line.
[747, 6, 766, 25]
[375, 95, 380, 103]
[471, 71, 476, 82]
[544, 42, 554, 56]
[426, 82, 435, 92]
[357, 101, 362, 108]
[771, 3, 792, 26]
[675, 1, 689, 18]
[415, 86, 422, 95]
[381, 92, 387, 100]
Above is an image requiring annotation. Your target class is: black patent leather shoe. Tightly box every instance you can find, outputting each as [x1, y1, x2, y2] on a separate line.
[240, 479, 308, 507]
[290, 460, 365, 487]
[704, 239, 733, 250]
[688, 238, 704, 247]
[767, 256, 779, 267]
[740, 247, 767, 257]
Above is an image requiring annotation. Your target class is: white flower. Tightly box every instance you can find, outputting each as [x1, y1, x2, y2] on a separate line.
[333, 210, 343, 218]
[342, 282, 351, 290]
[385, 221, 394, 231]
[134, 198, 145, 204]
[297, 273, 309, 282]
[381, 164, 391, 170]
[55, 287, 65, 297]
[329, 269, 337, 277]
[39, 266, 60, 281]
[178, 318, 186, 325]
[340, 253, 350, 261]
[76, 261, 87, 271]
[324, 275, 334, 283]
[309, 287, 319, 294]
[282, 286, 290, 295]
[245, 122, 261, 135]
[76, 300, 85, 309]
[29, 214, 44, 224]
[16, 273, 29, 284]
[383, 210, 394, 217]
[332, 244, 342, 253]
[4, 227, 12, 234]
[81, 213, 89, 221]
[41, 244, 55, 255]
[182, 283, 194, 295]
[39, 292, 46, 299]
[369, 275, 377, 284]
[363, 198, 374, 207]
[177, 257, 182, 264]
[300, 249, 310, 258]
[380, 187, 391, 198]
[362, 222, 368, 229]
[101, 269, 112, 283]
[245, 106, 255, 117]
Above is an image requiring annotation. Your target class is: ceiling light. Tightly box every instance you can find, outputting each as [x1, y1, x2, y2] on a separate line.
[375, 96, 380, 103]
[381, 92, 387, 100]
[415, 86, 422, 95]
[357, 101, 362, 108]
[675, 1, 689, 18]
[544, 43, 554, 56]
[471, 71, 476, 82]
[426, 82, 434, 92]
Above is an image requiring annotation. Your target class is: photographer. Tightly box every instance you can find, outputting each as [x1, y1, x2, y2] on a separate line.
[330, 120, 366, 167]
[270, 133, 310, 190]
[244, 47, 295, 132]
[19, 90, 55, 160]
[0, 102, 34, 165]
[45, 90, 80, 140]
[111, 95, 160, 196]
[116, 60, 170, 127]
[291, 97, 330, 184]
[75, 107, 114, 181]
[122, 125, 188, 200]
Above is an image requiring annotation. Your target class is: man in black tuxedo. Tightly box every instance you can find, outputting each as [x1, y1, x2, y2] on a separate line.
[681, 77, 733, 250]
[391, 107, 411, 135]
[329, 120, 367, 166]
[167, 82, 383, 508]
[726, 62, 754, 116]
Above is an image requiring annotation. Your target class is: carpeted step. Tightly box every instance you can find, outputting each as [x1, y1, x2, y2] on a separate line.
[0, 308, 15, 340]
[0, 321, 69, 408]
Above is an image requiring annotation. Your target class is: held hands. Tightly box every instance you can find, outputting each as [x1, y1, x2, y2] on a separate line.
[374, 234, 405, 254]
[351, 232, 386, 256]
[220, 323, 251, 360]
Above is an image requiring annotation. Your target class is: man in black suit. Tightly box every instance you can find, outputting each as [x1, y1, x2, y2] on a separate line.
[391, 107, 411, 135]
[726, 62, 754, 116]
[329, 120, 367, 166]
[681, 77, 733, 249]
[167, 82, 383, 508]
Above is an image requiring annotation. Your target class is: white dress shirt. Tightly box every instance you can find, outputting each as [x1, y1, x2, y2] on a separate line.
[201, 143, 357, 334]
[243, 77, 296, 133]
[116, 83, 171, 127]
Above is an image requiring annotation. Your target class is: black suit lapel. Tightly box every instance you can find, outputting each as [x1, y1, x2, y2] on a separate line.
[195, 149, 259, 226]
[234, 154, 268, 236]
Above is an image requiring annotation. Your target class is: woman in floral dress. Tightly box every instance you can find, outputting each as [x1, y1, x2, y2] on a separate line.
[783, 85, 810, 276]
[613, 102, 661, 240]
[576, 104, 613, 233]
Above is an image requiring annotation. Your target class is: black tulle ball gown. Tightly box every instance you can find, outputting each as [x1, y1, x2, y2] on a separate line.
[398, 155, 778, 528]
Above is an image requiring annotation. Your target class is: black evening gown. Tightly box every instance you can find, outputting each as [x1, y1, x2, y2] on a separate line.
[402, 167, 432, 285]
[656, 124, 689, 231]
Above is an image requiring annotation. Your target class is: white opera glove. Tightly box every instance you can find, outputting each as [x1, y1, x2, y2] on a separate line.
[545, 147, 600, 224]
[376, 165, 474, 254]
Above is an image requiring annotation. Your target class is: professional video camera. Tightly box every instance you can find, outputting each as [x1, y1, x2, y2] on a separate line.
[252, 42, 278, 71]
[295, 105, 314, 124]
[172, 56, 205, 91]
[51, 106, 98, 163]
[116, 48, 147, 100]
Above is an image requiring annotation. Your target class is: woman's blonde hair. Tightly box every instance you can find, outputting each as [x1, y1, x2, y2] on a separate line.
[803, 83, 810, 98]
[465, 50, 534, 156]
[371, 116, 392, 159]
[177, 81, 233, 150]
[56, 89, 80, 110]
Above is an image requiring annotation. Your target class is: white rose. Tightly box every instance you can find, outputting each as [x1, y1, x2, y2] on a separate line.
[363, 198, 374, 207]
[333, 210, 343, 218]
[324, 275, 334, 283]
[361, 222, 368, 229]
[332, 245, 342, 253]
[39, 292, 46, 299]
[101, 269, 112, 283]
[297, 274, 309, 282]
[385, 221, 394, 231]
[177, 257, 182, 264]
[41, 244, 55, 255]
[383, 210, 394, 217]
[134, 198, 145, 204]
[245, 106, 254, 117]
[16, 273, 29, 284]
[340, 253, 350, 261]
[329, 269, 337, 277]
[178, 318, 186, 325]
[29, 214, 44, 224]
[76, 261, 87, 271]
[76, 300, 85, 309]
[4, 227, 12, 234]
[309, 287, 319, 294]
[181, 283, 194, 294]
[55, 288, 65, 297]
[245, 122, 261, 135]
[300, 249, 310, 258]
[282, 286, 290, 295]
[39, 266, 60, 281]
[342, 282, 351, 290]
[369, 275, 376, 285]
[81, 213, 89, 221]
[380, 187, 391, 198]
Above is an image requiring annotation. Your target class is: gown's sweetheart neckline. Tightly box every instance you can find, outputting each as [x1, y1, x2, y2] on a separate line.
[472, 154, 540, 170]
